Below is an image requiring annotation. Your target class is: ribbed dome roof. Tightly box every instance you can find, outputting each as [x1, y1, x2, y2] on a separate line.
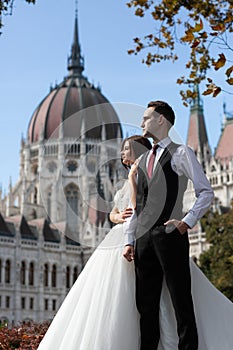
[28, 15, 122, 143]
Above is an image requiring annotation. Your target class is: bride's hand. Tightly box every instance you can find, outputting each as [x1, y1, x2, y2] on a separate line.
[110, 207, 133, 224]
[116, 208, 133, 223]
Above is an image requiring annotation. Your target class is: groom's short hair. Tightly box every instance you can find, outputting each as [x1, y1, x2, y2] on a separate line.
[147, 100, 175, 126]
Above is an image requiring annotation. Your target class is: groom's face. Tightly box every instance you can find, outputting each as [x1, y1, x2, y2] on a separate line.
[140, 107, 160, 139]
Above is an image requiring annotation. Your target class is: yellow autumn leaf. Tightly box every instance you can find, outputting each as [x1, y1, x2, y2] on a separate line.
[127, 49, 135, 55]
[189, 71, 196, 79]
[193, 19, 203, 32]
[211, 23, 225, 32]
[226, 66, 233, 77]
[213, 87, 221, 97]
[191, 38, 200, 48]
[213, 53, 226, 71]
[226, 78, 233, 85]
[202, 89, 213, 96]
[181, 30, 195, 43]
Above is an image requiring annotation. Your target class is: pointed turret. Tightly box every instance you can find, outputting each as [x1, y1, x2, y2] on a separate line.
[215, 103, 233, 161]
[67, 4, 84, 76]
[186, 84, 211, 169]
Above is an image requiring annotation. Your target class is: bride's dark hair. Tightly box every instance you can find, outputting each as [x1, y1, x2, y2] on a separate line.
[121, 135, 152, 169]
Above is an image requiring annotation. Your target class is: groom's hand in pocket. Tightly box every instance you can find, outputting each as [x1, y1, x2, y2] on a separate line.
[164, 219, 190, 235]
[123, 245, 135, 262]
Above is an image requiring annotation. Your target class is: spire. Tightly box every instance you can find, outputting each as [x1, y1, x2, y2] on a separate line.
[67, 1, 84, 76]
[186, 84, 211, 168]
[190, 83, 203, 114]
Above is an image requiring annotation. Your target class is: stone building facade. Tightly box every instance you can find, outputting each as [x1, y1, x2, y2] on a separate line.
[0, 13, 123, 325]
[184, 89, 233, 259]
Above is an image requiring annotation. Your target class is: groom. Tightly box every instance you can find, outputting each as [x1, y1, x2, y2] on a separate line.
[123, 101, 214, 350]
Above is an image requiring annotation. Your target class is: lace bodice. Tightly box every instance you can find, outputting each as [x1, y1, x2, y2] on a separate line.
[113, 180, 131, 211]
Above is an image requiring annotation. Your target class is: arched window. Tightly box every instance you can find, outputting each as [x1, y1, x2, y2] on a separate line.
[44, 263, 49, 287]
[5, 260, 11, 284]
[66, 266, 70, 289]
[29, 262, 34, 286]
[73, 266, 78, 284]
[20, 261, 26, 285]
[51, 264, 57, 288]
[65, 184, 78, 214]
[34, 187, 38, 204]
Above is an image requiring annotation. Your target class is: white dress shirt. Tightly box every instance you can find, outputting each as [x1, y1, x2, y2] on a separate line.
[124, 137, 214, 245]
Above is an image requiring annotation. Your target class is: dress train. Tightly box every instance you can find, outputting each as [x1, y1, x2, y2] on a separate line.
[38, 222, 233, 350]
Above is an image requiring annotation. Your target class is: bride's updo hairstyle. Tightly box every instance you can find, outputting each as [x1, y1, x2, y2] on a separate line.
[121, 135, 152, 169]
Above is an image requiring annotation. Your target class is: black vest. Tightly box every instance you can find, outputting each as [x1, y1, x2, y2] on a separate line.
[136, 142, 188, 235]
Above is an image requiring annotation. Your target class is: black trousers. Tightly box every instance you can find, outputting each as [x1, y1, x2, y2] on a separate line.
[134, 226, 198, 350]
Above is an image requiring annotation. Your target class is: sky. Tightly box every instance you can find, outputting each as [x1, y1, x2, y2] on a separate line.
[0, 0, 232, 192]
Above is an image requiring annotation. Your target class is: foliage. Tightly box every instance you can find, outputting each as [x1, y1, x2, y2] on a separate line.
[199, 208, 233, 302]
[126, 0, 233, 105]
[0, 321, 49, 349]
[0, 0, 35, 33]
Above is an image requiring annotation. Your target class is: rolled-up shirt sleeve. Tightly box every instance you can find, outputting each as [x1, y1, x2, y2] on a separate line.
[172, 145, 214, 228]
[124, 208, 137, 246]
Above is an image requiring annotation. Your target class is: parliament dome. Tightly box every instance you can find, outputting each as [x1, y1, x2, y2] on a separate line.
[28, 16, 122, 143]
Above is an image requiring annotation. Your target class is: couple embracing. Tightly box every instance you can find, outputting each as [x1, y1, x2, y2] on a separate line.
[38, 101, 233, 350]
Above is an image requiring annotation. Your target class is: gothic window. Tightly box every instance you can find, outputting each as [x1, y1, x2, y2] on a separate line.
[29, 262, 34, 286]
[47, 161, 57, 173]
[65, 184, 79, 214]
[32, 209, 37, 219]
[73, 266, 78, 284]
[21, 297, 26, 309]
[44, 299, 49, 310]
[211, 165, 216, 172]
[52, 299, 56, 311]
[20, 261, 26, 285]
[5, 296, 10, 308]
[5, 260, 11, 284]
[44, 264, 49, 287]
[31, 164, 38, 175]
[87, 160, 95, 173]
[34, 188, 38, 204]
[66, 160, 78, 173]
[51, 264, 57, 288]
[66, 266, 70, 289]
[29, 297, 34, 310]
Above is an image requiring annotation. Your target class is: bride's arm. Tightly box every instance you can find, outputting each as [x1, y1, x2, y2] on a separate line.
[128, 159, 139, 210]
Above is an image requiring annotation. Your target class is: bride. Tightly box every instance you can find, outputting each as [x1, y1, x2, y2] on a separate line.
[38, 135, 233, 350]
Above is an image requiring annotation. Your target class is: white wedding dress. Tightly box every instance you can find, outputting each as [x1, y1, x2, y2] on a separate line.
[38, 181, 233, 350]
